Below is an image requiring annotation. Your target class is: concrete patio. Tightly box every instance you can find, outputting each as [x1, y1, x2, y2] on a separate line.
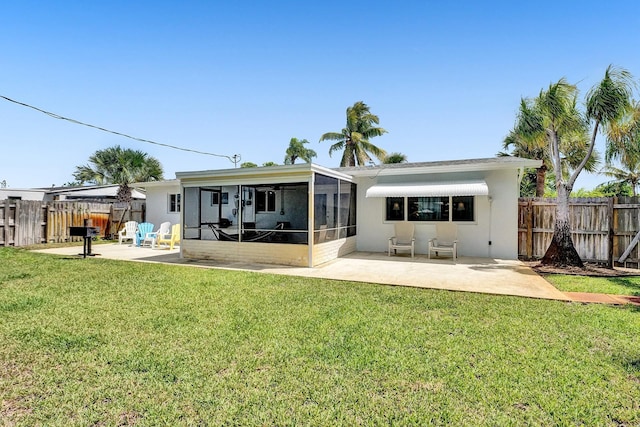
[34, 243, 570, 301]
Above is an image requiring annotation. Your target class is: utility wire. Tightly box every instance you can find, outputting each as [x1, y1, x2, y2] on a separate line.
[1, 95, 237, 163]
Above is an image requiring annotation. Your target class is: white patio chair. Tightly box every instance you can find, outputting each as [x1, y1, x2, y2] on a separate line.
[118, 221, 138, 245]
[388, 222, 415, 258]
[141, 221, 170, 247]
[428, 223, 458, 261]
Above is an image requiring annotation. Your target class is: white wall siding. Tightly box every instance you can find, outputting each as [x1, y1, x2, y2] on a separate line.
[145, 184, 181, 228]
[354, 169, 520, 259]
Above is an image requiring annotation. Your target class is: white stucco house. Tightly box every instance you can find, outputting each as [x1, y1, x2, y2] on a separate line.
[131, 179, 181, 228]
[0, 185, 146, 202]
[137, 156, 540, 267]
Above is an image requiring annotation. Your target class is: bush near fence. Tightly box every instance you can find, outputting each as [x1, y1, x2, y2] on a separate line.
[518, 197, 640, 268]
[0, 200, 145, 247]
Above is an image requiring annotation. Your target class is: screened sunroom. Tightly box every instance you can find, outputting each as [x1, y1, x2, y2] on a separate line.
[175, 164, 357, 267]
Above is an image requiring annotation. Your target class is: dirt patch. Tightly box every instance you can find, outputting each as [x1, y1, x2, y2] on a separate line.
[523, 261, 640, 277]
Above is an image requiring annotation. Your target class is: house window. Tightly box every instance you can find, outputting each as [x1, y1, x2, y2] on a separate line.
[256, 190, 276, 212]
[408, 197, 448, 221]
[168, 193, 181, 213]
[403, 196, 474, 222]
[452, 196, 474, 221]
[385, 197, 405, 221]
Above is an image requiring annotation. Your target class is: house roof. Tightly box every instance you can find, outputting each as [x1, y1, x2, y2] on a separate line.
[176, 163, 353, 183]
[336, 156, 542, 177]
[45, 184, 146, 199]
[130, 179, 180, 189]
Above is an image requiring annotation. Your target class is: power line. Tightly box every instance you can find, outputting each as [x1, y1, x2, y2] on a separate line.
[1, 95, 238, 163]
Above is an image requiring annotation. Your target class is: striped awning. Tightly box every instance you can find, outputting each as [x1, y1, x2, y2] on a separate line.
[365, 180, 489, 197]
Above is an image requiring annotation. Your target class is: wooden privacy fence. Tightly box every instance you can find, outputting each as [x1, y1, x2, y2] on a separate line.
[0, 200, 145, 247]
[518, 197, 640, 268]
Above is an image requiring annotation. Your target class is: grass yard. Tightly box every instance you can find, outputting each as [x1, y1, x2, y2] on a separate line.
[1, 247, 639, 426]
[544, 274, 640, 296]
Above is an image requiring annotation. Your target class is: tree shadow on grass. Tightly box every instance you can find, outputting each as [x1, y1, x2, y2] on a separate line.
[609, 277, 640, 296]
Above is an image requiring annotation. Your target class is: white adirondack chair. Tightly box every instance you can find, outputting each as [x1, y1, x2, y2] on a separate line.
[118, 221, 138, 245]
[428, 223, 458, 261]
[388, 222, 415, 258]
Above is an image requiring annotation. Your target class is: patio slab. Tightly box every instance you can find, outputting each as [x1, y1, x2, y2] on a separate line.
[33, 243, 570, 301]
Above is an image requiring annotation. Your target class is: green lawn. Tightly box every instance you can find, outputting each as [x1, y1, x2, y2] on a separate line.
[1, 247, 639, 426]
[544, 274, 640, 296]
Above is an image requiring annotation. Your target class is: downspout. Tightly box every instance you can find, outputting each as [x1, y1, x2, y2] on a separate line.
[488, 195, 493, 259]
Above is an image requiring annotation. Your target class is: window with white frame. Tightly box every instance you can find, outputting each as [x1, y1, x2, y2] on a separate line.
[168, 193, 181, 213]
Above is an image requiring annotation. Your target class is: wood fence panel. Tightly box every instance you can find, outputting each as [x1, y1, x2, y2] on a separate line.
[613, 196, 640, 266]
[47, 202, 113, 243]
[0, 200, 146, 247]
[519, 197, 640, 268]
[1, 200, 14, 246]
[14, 201, 47, 246]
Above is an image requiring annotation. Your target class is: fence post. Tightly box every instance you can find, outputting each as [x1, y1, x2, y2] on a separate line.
[526, 199, 533, 259]
[607, 197, 614, 269]
[2, 200, 10, 247]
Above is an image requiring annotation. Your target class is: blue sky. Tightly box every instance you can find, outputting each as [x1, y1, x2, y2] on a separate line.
[2, 1, 640, 189]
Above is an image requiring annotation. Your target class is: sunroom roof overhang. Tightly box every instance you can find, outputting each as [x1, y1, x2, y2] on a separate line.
[365, 180, 489, 198]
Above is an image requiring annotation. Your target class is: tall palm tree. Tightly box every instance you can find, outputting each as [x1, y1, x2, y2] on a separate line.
[500, 124, 549, 197]
[601, 100, 640, 197]
[511, 66, 633, 267]
[605, 100, 640, 167]
[284, 138, 317, 164]
[320, 101, 387, 167]
[601, 161, 640, 196]
[501, 108, 601, 197]
[73, 145, 163, 202]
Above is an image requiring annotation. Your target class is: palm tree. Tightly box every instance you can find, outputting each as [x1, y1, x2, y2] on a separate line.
[601, 161, 640, 196]
[284, 138, 317, 164]
[510, 66, 633, 267]
[604, 100, 640, 166]
[500, 125, 549, 197]
[501, 110, 601, 197]
[73, 145, 163, 202]
[383, 152, 408, 164]
[320, 101, 387, 167]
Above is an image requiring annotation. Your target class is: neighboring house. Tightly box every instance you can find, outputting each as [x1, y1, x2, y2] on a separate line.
[43, 185, 146, 202]
[0, 188, 48, 201]
[0, 185, 146, 202]
[156, 156, 540, 267]
[131, 180, 181, 228]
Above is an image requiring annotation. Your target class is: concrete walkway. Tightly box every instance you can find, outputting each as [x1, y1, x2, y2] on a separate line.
[34, 243, 571, 301]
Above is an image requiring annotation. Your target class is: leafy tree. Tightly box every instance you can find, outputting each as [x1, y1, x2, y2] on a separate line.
[604, 100, 640, 165]
[320, 101, 387, 167]
[73, 145, 163, 202]
[601, 161, 640, 196]
[262, 161, 278, 167]
[509, 66, 634, 267]
[284, 138, 317, 164]
[594, 180, 634, 197]
[500, 126, 548, 197]
[501, 106, 601, 197]
[383, 152, 408, 164]
[240, 162, 258, 168]
[601, 100, 640, 196]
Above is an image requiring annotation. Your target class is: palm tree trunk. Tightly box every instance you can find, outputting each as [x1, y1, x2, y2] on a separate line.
[541, 185, 583, 267]
[535, 165, 547, 198]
